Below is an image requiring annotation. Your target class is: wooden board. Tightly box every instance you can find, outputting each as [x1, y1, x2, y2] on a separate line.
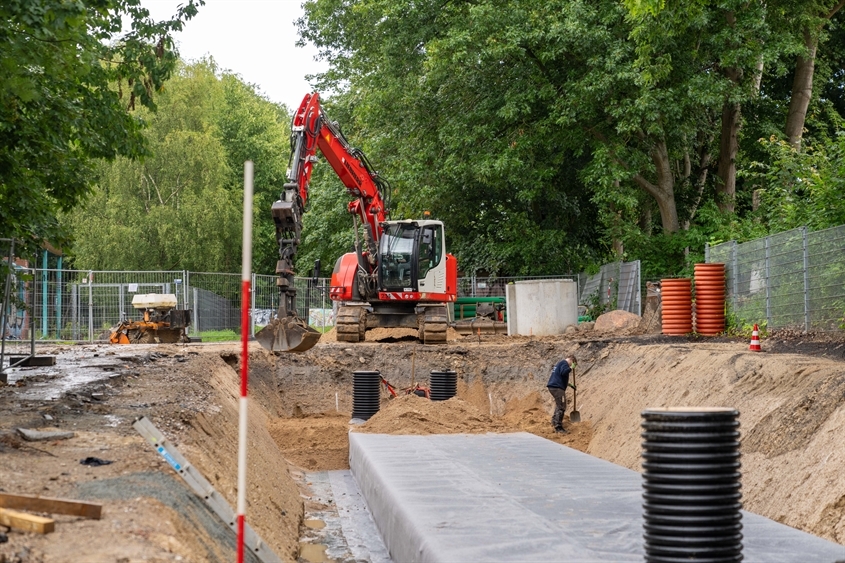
[8, 356, 57, 367]
[0, 493, 102, 520]
[0, 508, 55, 534]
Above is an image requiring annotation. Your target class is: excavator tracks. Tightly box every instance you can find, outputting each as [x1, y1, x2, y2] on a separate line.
[336, 306, 366, 343]
[419, 306, 448, 345]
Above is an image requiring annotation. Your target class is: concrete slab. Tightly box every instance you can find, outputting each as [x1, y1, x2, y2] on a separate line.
[350, 432, 845, 563]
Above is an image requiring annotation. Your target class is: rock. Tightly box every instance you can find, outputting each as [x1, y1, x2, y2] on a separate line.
[565, 325, 578, 334]
[594, 310, 641, 332]
[579, 322, 595, 332]
[16, 428, 76, 442]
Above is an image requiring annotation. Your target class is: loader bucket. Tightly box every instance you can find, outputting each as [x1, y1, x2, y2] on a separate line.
[256, 317, 321, 353]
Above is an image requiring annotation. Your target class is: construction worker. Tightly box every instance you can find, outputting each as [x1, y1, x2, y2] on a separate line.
[547, 355, 577, 433]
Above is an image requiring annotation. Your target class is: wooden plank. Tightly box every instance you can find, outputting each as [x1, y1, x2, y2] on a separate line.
[0, 493, 101, 520]
[0, 508, 55, 534]
[8, 356, 56, 367]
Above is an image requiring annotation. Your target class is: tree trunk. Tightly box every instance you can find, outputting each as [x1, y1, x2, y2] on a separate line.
[716, 98, 740, 214]
[633, 141, 679, 233]
[785, 29, 818, 150]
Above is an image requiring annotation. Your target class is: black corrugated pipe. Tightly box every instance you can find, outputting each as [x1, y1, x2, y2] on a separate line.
[352, 370, 381, 420]
[429, 370, 457, 401]
[641, 407, 743, 563]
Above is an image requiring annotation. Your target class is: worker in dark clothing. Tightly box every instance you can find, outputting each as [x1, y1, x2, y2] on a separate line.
[547, 356, 577, 433]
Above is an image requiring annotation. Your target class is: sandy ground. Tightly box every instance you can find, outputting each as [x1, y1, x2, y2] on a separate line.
[2, 327, 845, 562]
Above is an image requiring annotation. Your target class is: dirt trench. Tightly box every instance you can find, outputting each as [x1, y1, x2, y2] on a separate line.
[3, 330, 845, 562]
[265, 333, 845, 547]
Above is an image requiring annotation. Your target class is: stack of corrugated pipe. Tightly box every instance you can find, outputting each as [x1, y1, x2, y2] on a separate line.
[694, 263, 726, 335]
[661, 278, 693, 335]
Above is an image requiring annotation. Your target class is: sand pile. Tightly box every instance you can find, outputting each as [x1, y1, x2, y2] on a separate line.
[320, 325, 461, 343]
[268, 412, 351, 471]
[354, 394, 515, 435]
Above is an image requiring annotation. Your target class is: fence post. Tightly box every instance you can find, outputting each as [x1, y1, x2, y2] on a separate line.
[56, 256, 62, 340]
[636, 260, 642, 316]
[731, 241, 738, 311]
[119, 284, 125, 322]
[71, 284, 77, 340]
[193, 287, 199, 335]
[251, 272, 256, 337]
[182, 270, 188, 313]
[88, 272, 93, 342]
[41, 251, 48, 338]
[764, 236, 771, 328]
[803, 226, 810, 332]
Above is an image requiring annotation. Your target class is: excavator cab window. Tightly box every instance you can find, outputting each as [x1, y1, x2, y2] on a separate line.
[380, 223, 416, 289]
[418, 225, 442, 279]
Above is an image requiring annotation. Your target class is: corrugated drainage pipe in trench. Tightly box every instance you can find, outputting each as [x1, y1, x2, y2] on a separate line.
[352, 370, 381, 420]
[429, 370, 457, 401]
[641, 407, 743, 563]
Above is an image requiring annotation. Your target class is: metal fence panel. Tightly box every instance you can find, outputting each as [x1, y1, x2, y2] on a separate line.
[4, 260, 643, 344]
[807, 224, 845, 330]
[708, 224, 845, 331]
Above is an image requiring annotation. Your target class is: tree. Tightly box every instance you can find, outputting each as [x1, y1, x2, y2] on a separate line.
[0, 0, 201, 251]
[784, 1, 845, 149]
[64, 60, 291, 273]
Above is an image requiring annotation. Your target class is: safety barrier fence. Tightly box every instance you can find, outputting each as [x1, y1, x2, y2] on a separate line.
[2, 261, 640, 344]
[706, 225, 845, 331]
[457, 262, 641, 317]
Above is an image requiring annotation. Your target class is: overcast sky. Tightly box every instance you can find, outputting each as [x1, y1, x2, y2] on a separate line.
[142, 0, 328, 110]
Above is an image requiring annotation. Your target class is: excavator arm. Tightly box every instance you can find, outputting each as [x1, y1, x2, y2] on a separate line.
[257, 92, 390, 353]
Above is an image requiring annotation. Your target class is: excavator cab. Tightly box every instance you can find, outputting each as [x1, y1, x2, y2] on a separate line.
[378, 220, 447, 294]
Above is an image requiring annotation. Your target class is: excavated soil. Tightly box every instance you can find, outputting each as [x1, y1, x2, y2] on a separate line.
[3, 325, 845, 562]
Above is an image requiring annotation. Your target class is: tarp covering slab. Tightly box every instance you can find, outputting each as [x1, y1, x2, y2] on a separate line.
[349, 432, 845, 563]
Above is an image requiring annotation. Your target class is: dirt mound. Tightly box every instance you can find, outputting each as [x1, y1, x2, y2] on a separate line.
[354, 395, 514, 435]
[320, 325, 460, 344]
[268, 412, 350, 471]
[595, 309, 641, 332]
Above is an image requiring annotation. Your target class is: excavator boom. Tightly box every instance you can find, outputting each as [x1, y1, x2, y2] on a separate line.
[256, 92, 390, 353]
[256, 92, 456, 352]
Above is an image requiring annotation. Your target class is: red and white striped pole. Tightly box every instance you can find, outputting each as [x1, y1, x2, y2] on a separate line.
[237, 161, 254, 563]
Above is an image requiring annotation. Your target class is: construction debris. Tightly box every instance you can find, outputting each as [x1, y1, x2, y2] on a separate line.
[0, 508, 54, 535]
[15, 429, 75, 442]
[0, 493, 101, 520]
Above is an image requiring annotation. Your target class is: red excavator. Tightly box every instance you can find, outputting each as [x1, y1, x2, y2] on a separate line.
[256, 92, 457, 353]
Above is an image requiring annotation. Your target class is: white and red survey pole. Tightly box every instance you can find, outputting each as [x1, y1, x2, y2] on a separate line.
[237, 161, 254, 563]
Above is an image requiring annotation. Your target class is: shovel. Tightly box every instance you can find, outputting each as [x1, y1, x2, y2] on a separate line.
[569, 362, 598, 424]
[569, 368, 581, 423]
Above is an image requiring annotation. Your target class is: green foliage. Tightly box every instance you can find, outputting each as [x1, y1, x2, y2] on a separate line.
[724, 308, 766, 338]
[0, 0, 202, 254]
[63, 60, 291, 273]
[296, 0, 844, 279]
[583, 288, 610, 321]
[743, 134, 845, 232]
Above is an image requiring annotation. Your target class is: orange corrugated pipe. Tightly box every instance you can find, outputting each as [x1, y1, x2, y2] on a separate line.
[661, 278, 693, 335]
[694, 263, 726, 335]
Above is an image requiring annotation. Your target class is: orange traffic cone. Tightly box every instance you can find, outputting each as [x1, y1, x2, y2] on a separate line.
[749, 324, 762, 351]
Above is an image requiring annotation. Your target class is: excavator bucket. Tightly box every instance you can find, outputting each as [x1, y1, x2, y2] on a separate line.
[255, 316, 321, 353]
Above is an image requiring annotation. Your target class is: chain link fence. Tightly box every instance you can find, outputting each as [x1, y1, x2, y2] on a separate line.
[457, 262, 641, 317]
[3, 258, 642, 344]
[707, 225, 845, 331]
